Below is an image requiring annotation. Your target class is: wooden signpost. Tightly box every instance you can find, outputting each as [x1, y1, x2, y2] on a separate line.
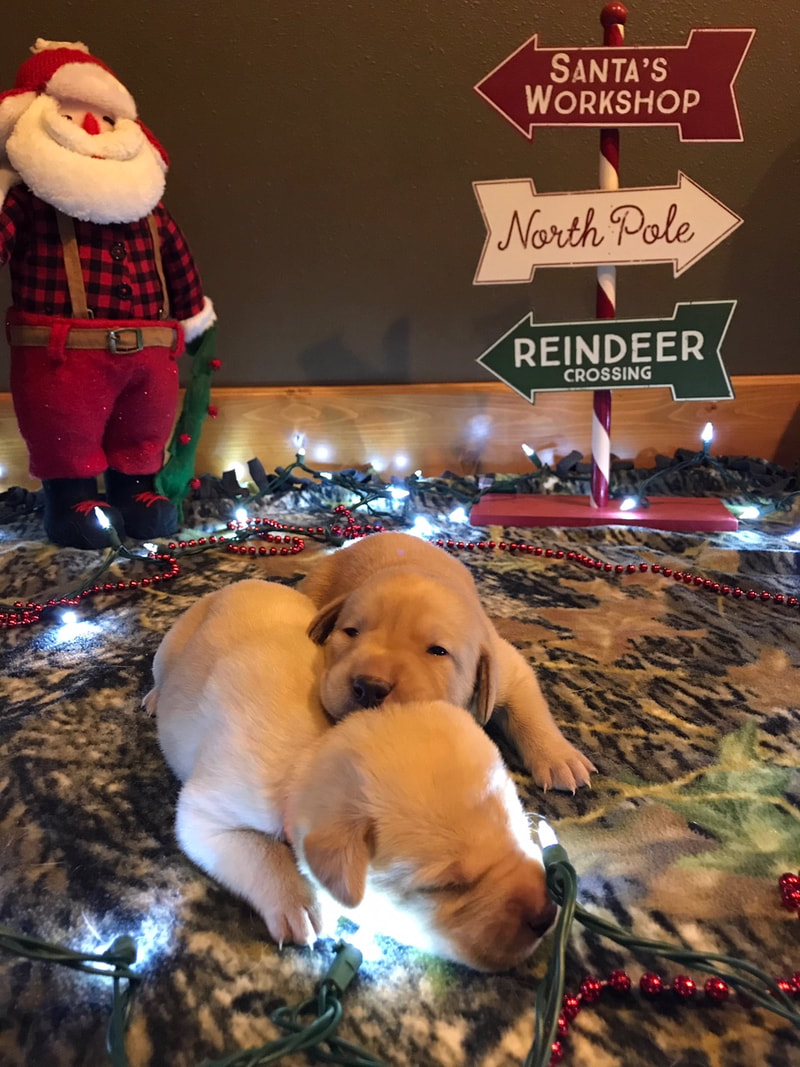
[469, 4, 754, 533]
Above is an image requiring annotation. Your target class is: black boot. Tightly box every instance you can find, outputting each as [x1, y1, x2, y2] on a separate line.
[105, 469, 178, 539]
[41, 478, 126, 549]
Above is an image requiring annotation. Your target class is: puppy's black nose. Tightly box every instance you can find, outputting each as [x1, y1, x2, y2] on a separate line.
[352, 676, 393, 708]
[527, 901, 558, 939]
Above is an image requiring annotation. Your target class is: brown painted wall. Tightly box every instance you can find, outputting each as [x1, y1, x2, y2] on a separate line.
[0, 1, 797, 390]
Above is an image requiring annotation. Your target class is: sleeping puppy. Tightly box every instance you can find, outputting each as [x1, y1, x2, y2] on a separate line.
[301, 531, 595, 792]
[146, 579, 556, 971]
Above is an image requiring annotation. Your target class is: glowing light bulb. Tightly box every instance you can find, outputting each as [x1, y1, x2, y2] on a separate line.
[234, 507, 248, 523]
[54, 612, 100, 644]
[320, 471, 332, 480]
[521, 443, 534, 456]
[468, 414, 491, 439]
[537, 819, 559, 849]
[369, 457, 386, 473]
[93, 506, 111, 529]
[701, 422, 714, 454]
[143, 542, 158, 554]
[448, 507, 468, 524]
[619, 497, 638, 511]
[388, 486, 409, 500]
[788, 527, 800, 544]
[739, 506, 760, 520]
[412, 516, 435, 537]
[414, 469, 423, 479]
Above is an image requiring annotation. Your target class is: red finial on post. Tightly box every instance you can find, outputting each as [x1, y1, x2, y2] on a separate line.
[601, 3, 628, 29]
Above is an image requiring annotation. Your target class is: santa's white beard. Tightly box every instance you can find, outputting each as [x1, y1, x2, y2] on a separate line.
[6, 94, 166, 223]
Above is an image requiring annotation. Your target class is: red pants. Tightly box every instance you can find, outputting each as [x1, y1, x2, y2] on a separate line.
[8, 309, 185, 480]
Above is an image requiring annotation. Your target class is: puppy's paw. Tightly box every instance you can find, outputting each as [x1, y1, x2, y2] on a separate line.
[260, 878, 323, 949]
[530, 743, 597, 793]
[142, 688, 158, 716]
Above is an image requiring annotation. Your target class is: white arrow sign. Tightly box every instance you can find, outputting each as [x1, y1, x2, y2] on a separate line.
[473, 172, 742, 283]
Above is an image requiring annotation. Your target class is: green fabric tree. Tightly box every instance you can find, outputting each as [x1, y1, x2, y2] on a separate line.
[155, 324, 219, 521]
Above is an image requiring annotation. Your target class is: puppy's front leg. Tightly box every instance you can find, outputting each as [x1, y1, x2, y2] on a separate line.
[493, 638, 596, 792]
[176, 782, 322, 947]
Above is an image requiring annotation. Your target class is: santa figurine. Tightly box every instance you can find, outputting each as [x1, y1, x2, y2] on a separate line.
[0, 39, 215, 548]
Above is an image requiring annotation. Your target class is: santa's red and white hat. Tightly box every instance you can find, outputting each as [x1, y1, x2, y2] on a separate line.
[0, 39, 168, 166]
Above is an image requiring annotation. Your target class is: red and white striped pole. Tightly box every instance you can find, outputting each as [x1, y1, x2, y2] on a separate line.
[591, 2, 627, 509]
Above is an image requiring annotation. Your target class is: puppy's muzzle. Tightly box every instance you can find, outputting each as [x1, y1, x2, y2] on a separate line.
[352, 675, 393, 709]
[527, 900, 558, 940]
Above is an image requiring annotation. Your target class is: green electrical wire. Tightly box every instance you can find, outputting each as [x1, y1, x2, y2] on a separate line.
[525, 821, 800, 1067]
[201, 941, 384, 1067]
[0, 925, 139, 1067]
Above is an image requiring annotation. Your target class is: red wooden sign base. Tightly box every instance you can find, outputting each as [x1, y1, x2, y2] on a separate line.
[469, 494, 738, 533]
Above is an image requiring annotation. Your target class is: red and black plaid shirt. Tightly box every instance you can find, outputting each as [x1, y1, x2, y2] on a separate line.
[0, 184, 205, 322]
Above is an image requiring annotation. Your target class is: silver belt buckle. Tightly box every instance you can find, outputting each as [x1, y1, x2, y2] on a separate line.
[107, 328, 144, 354]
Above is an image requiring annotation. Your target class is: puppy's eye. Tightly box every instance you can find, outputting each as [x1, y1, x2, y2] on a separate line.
[103, 116, 115, 126]
[342, 627, 359, 638]
[427, 645, 449, 657]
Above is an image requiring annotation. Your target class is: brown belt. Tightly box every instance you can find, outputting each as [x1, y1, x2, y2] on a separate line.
[8, 323, 179, 354]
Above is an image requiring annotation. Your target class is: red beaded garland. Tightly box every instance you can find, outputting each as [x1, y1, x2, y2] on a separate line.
[579, 976, 604, 1003]
[3, 506, 796, 633]
[561, 995, 581, 1021]
[0, 507, 386, 630]
[549, 1040, 564, 1064]
[608, 969, 632, 993]
[545, 875, 798, 1063]
[640, 972, 664, 996]
[704, 977, 730, 1002]
[672, 974, 697, 999]
[435, 535, 795, 614]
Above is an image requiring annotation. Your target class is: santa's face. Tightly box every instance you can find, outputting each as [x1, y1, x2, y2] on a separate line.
[57, 97, 117, 134]
[6, 92, 166, 224]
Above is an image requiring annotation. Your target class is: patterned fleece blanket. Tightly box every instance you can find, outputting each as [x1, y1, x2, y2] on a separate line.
[1, 489, 799, 1067]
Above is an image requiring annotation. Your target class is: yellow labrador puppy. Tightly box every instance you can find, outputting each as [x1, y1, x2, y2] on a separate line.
[146, 580, 556, 971]
[301, 531, 595, 792]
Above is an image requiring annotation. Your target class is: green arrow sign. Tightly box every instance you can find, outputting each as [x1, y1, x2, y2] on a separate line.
[477, 301, 736, 402]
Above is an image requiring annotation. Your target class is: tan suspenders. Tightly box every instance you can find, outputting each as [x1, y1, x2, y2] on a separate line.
[55, 209, 170, 320]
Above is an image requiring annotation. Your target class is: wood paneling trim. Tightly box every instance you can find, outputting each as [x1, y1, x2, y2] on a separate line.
[1, 377, 798, 490]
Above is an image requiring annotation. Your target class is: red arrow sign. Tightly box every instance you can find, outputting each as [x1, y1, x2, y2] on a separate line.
[475, 28, 755, 142]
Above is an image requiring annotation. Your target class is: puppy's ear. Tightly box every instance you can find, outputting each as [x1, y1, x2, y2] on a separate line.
[293, 739, 375, 908]
[302, 818, 375, 908]
[470, 648, 497, 726]
[307, 595, 348, 645]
